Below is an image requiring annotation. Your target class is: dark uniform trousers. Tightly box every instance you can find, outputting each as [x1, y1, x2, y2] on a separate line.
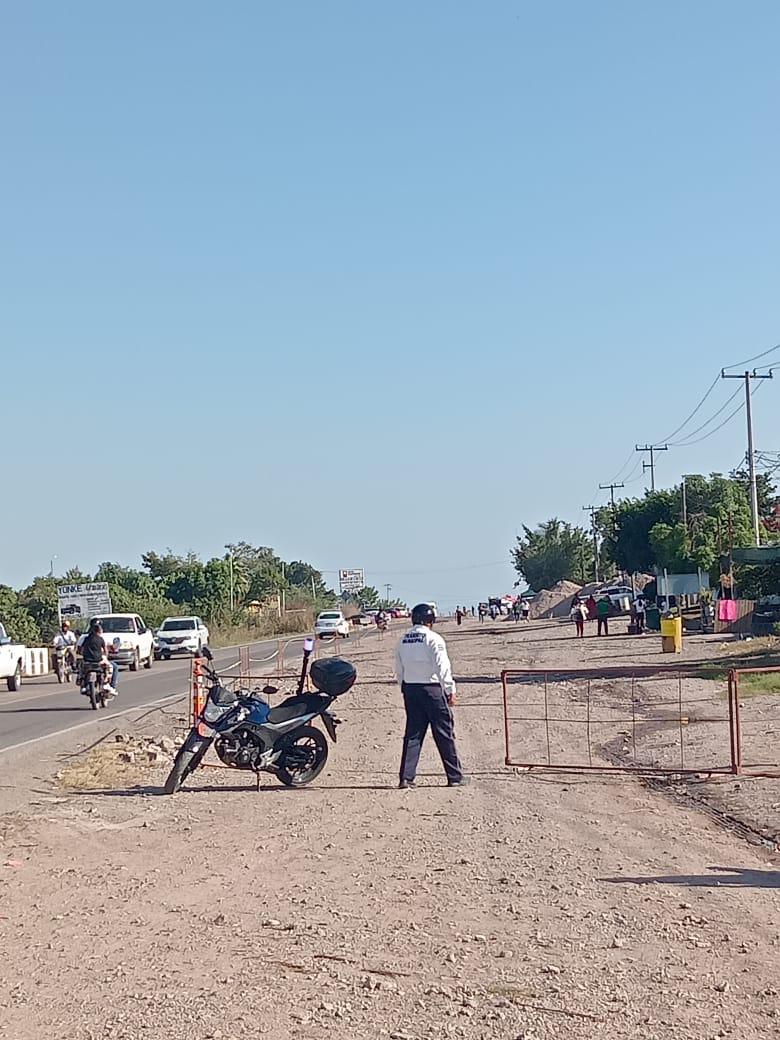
[399, 682, 463, 784]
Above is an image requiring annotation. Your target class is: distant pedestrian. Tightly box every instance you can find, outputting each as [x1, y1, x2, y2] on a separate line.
[586, 594, 598, 620]
[596, 595, 611, 636]
[633, 595, 646, 635]
[470, 605, 475, 617]
[571, 599, 588, 638]
[395, 603, 465, 789]
[456, 606, 464, 626]
[478, 603, 487, 623]
[521, 599, 530, 622]
[512, 601, 520, 622]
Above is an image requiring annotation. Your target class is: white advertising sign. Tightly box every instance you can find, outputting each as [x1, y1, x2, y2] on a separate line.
[57, 582, 113, 623]
[338, 568, 365, 595]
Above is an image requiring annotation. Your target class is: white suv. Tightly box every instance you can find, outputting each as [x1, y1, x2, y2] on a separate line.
[315, 610, 350, 639]
[89, 614, 154, 671]
[156, 616, 209, 659]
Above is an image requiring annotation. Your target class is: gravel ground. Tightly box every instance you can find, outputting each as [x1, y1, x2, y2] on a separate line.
[2, 619, 780, 1039]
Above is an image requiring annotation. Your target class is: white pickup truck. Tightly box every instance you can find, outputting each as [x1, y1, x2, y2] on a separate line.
[0, 623, 25, 691]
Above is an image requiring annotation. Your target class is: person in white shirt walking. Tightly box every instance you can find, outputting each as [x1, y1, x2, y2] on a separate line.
[394, 603, 465, 789]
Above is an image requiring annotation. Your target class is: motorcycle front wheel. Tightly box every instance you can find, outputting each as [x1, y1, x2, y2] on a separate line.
[164, 734, 210, 794]
[277, 726, 329, 788]
[55, 661, 64, 684]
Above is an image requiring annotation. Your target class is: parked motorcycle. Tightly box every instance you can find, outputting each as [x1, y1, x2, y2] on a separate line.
[77, 660, 109, 710]
[164, 641, 356, 794]
[53, 647, 75, 684]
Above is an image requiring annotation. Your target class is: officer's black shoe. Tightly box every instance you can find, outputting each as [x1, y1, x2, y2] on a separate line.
[398, 780, 416, 789]
[447, 777, 469, 787]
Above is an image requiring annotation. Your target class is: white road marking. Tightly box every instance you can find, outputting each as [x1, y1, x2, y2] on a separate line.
[0, 690, 189, 757]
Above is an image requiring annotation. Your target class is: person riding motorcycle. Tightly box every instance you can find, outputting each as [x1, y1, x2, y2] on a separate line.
[52, 620, 78, 671]
[78, 619, 119, 696]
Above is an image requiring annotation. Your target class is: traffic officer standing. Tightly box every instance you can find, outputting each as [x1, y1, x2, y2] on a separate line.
[394, 603, 466, 789]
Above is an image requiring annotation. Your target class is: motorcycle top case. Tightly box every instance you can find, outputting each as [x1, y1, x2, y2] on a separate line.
[309, 658, 356, 697]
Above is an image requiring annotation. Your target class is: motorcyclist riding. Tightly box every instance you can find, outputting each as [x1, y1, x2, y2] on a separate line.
[53, 620, 78, 670]
[78, 619, 119, 697]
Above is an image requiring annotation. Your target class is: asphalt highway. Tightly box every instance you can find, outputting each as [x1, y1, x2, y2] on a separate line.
[0, 634, 314, 756]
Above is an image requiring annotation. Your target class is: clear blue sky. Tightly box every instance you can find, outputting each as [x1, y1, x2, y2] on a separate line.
[2, 1, 779, 609]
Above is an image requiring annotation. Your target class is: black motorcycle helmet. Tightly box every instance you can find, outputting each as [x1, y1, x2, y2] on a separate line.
[411, 603, 436, 626]
[89, 618, 103, 634]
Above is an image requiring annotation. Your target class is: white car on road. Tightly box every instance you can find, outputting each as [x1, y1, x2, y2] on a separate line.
[156, 616, 210, 659]
[0, 623, 25, 691]
[89, 614, 154, 671]
[315, 611, 350, 639]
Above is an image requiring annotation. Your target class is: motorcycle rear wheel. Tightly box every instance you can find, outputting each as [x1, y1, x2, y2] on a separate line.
[87, 680, 97, 710]
[277, 726, 329, 788]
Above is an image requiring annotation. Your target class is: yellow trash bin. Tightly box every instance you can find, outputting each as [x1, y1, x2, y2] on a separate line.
[660, 615, 683, 653]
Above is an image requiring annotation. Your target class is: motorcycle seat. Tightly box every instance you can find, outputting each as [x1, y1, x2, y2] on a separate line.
[267, 693, 327, 725]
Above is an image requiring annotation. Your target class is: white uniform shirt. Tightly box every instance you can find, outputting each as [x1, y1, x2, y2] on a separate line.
[394, 625, 456, 698]
[53, 630, 77, 650]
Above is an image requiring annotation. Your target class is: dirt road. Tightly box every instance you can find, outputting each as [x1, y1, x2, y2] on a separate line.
[1, 619, 780, 1039]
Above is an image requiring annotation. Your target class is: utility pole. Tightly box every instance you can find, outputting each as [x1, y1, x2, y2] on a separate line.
[384, 583, 392, 604]
[224, 544, 234, 611]
[635, 444, 668, 492]
[599, 482, 625, 513]
[681, 477, 688, 530]
[721, 369, 773, 546]
[582, 506, 600, 583]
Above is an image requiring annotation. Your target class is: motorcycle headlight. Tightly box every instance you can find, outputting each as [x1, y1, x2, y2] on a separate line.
[203, 701, 229, 723]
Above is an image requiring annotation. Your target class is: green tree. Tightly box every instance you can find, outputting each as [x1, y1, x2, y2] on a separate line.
[18, 576, 60, 641]
[0, 585, 41, 644]
[194, 558, 234, 623]
[730, 468, 777, 524]
[142, 549, 199, 580]
[164, 561, 207, 606]
[512, 519, 595, 589]
[285, 560, 331, 598]
[352, 585, 381, 609]
[604, 474, 757, 578]
[648, 522, 690, 573]
[602, 491, 678, 574]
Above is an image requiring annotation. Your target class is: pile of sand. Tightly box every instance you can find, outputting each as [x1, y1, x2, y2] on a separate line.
[531, 579, 583, 619]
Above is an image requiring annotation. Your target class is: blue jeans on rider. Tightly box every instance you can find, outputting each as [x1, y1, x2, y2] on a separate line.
[109, 662, 119, 690]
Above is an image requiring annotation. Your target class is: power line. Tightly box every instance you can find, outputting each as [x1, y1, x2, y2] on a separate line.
[667, 383, 743, 445]
[656, 373, 721, 445]
[608, 448, 639, 484]
[669, 398, 746, 447]
[671, 377, 766, 449]
[722, 342, 780, 372]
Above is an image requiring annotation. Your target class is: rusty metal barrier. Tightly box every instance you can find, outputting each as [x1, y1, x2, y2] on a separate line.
[728, 667, 780, 777]
[190, 649, 303, 725]
[502, 666, 737, 776]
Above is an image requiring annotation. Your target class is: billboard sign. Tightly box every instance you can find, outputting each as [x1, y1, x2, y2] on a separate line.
[338, 568, 364, 595]
[57, 582, 112, 623]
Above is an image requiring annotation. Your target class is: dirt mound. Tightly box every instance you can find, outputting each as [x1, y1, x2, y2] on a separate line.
[531, 579, 583, 619]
